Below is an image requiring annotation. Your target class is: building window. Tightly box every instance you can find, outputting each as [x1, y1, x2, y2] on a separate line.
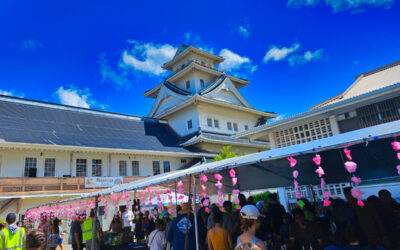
[163, 161, 171, 173]
[24, 157, 37, 177]
[187, 120, 193, 129]
[181, 159, 187, 164]
[44, 158, 56, 177]
[207, 118, 213, 127]
[153, 161, 160, 175]
[76, 159, 87, 177]
[119, 160, 127, 176]
[92, 159, 102, 177]
[274, 118, 333, 148]
[200, 79, 205, 88]
[357, 96, 400, 128]
[244, 125, 249, 130]
[132, 161, 140, 176]
[214, 119, 219, 128]
[186, 80, 190, 89]
[227, 122, 232, 130]
[233, 123, 238, 132]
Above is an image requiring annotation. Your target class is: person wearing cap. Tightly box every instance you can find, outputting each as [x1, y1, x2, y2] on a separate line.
[166, 203, 204, 250]
[0, 213, 25, 250]
[236, 205, 266, 250]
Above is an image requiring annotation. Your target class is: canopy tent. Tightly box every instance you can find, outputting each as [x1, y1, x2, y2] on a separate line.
[44, 119, 400, 207]
[26, 120, 400, 250]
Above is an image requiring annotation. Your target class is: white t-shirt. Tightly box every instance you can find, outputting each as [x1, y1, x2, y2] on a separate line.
[147, 229, 167, 250]
[122, 210, 134, 228]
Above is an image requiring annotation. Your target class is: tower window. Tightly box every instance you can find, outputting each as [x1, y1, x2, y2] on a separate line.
[227, 122, 232, 130]
[207, 118, 212, 127]
[186, 80, 190, 89]
[187, 119, 193, 129]
[233, 123, 238, 132]
[200, 79, 205, 88]
[214, 119, 219, 128]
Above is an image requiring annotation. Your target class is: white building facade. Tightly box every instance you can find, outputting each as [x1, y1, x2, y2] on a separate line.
[0, 45, 275, 218]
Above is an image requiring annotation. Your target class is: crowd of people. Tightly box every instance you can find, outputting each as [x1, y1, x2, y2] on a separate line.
[1, 188, 399, 250]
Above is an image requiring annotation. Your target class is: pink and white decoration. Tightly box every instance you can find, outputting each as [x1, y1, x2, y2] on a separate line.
[312, 154, 330, 206]
[344, 148, 364, 207]
[288, 156, 301, 199]
[391, 141, 400, 175]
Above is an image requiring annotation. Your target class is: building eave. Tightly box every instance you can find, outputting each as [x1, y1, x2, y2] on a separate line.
[180, 135, 270, 148]
[162, 46, 225, 70]
[143, 83, 162, 98]
[0, 142, 216, 158]
[167, 61, 224, 83]
[154, 95, 276, 119]
[233, 82, 400, 139]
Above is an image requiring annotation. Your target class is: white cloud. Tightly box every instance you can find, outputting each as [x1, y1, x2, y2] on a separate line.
[287, 0, 320, 8]
[54, 85, 102, 109]
[98, 53, 130, 89]
[237, 25, 250, 38]
[288, 49, 324, 66]
[287, 0, 394, 12]
[0, 89, 25, 98]
[184, 32, 201, 44]
[218, 49, 257, 74]
[263, 43, 300, 63]
[270, 114, 287, 122]
[121, 41, 176, 76]
[20, 40, 43, 50]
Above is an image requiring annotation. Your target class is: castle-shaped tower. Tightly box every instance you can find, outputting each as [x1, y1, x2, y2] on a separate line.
[144, 45, 276, 153]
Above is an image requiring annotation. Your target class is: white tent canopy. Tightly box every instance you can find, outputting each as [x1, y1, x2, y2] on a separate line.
[35, 119, 400, 207]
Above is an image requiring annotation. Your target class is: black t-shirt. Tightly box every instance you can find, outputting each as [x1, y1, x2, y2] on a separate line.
[71, 221, 83, 246]
[289, 221, 321, 249]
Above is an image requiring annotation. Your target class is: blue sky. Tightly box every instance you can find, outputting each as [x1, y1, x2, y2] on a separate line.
[0, 0, 399, 119]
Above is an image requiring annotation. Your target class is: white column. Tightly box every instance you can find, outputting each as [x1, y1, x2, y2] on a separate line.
[268, 133, 276, 149]
[329, 115, 340, 135]
[277, 187, 289, 212]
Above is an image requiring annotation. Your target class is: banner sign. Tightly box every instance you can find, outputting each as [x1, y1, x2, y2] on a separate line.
[85, 177, 123, 188]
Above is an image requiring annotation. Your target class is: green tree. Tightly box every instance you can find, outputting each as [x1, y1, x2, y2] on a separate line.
[214, 145, 242, 161]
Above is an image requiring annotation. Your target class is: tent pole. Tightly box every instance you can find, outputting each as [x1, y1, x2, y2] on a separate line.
[174, 181, 178, 214]
[184, 175, 192, 250]
[91, 196, 99, 250]
[192, 175, 199, 250]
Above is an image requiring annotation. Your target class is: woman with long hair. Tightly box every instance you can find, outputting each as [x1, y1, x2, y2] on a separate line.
[206, 207, 232, 250]
[109, 214, 122, 233]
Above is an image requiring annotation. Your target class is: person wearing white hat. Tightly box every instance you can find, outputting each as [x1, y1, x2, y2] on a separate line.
[235, 205, 266, 250]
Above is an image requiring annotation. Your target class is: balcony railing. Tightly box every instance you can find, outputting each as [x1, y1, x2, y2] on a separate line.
[0, 177, 145, 196]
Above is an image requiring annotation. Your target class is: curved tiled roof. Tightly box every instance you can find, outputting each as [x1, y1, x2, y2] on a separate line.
[0, 96, 206, 154]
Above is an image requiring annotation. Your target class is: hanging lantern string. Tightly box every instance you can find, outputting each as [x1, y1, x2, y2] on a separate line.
[312, 154, 331, 206]
[391, 141, 400, 175]
[343, 148, 364, 207]
[287, 156, 301, 200]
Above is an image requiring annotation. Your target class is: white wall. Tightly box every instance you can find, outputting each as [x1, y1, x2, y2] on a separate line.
[197, 103, 260, 135]
[0, 148, 193, 178]
[167, 105, 199, 137]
